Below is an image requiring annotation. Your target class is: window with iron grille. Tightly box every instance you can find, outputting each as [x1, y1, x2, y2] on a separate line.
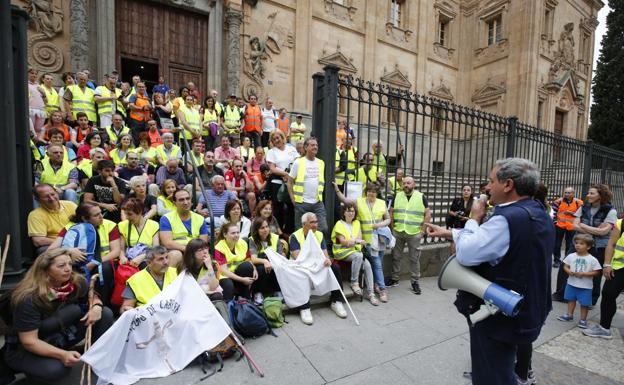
[487, 14, 502, 45]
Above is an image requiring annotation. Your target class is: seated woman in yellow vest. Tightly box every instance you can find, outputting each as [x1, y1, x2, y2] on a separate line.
[181, 238, 223, 301]
[157, 179, 178, 217]
[48, 202, 121, 305]
[118, 198, 160, 269]
[331, 203, 377, 306]
[134, 131, 158, 178]
[120, 245, 178, 314]
[248, 217, 282, 305]
[334, 182, 391, 303]
[40, 127, 77, 164]
[214, 222, 261, 301]
[109, 134, 134, 168]
[219, 199, 252, 240]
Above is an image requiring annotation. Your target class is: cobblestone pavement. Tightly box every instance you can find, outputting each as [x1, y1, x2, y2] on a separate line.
[6, 272, 624, 385]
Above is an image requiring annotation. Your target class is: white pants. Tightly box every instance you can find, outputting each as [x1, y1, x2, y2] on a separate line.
[99, 114, 113, 129]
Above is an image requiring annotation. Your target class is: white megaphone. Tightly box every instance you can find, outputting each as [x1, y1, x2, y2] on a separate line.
[438, 255, 524, 325]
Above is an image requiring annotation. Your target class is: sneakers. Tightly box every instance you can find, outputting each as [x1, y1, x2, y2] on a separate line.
[365, 292, 380, 306]
[551, 294, 565, 302]
[557, 314, 573, 322]
[385, 278, 400, 287]
[350, 282, 362, 296]
[411, 281, 422, 295]
[578, 319, 588, 329]
[552, 260, 561, 268]
[582, 324, 613, 339]
[515, 373, 536, 385]
[300, 309, 313, 325]
[378, 289, 389, 303]
[253, 292, 264, 306]
[331, 302, 347, 318]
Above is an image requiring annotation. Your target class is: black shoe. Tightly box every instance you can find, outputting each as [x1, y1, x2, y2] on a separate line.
[411, 281, 421, 295]
[385, 278, 400, 288]
[552, 294, 565, 302]
[552, 260, 561, 268]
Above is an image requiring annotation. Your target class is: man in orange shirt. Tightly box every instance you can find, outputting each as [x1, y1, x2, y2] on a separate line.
[276, 108, 290, 139]
[552, 187, 583, 268]
[243, 95, 262, 149]
[127, 82, 152, 146]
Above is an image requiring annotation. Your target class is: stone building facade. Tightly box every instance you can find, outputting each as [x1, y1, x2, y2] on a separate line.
[13, 0, 602, 139]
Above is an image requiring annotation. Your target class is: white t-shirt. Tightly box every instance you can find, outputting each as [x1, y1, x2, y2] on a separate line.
[266, 146, 299, 184]
[562, 252, 601, 289]
[261, 108, 277, 133]
[289, 158, 320, 203]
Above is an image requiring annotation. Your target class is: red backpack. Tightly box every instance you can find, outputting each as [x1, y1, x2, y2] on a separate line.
[110, 264, 140, 306]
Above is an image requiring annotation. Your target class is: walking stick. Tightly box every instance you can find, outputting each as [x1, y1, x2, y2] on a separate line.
[230, 332, 265, 377]
[0, 235, 11, 289]
[80, 273, 100, 385]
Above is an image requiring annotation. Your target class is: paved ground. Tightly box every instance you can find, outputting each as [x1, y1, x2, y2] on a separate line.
[7, 271, 624, 385]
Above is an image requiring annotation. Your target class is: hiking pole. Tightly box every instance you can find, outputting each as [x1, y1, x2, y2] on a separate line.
[229, 332, 265, 377]
[0, 235, 11, 288]
[80, 273, 100, 385]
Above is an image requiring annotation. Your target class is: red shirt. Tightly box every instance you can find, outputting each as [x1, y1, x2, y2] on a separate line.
[224, 170, 248, 191]
[214, 247, 251, 266]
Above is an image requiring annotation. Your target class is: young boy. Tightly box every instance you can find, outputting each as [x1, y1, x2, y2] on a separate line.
[557, 233, 601, 328]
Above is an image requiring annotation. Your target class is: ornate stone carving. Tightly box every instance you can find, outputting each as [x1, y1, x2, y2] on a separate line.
[324, 0, 357, 21]
[169, 0, 196, 6]
[385, 23, 413, 43]
[549, 23, 576, 81]
[474, 38, 508, 59]
[318, 44, 357, 73]
[472, 78, 506, 103]
[429, 79, 454, 101]
[225, 8, 244, 97]
[25, 0, 63, 38]
[23, 1, 64, 73]
[579, 16, 599, 34]
[433, 43, 455, 61]
[28, 34, 64, 73]
[69, 0, 89, 72]
[381, 64, 411, 89]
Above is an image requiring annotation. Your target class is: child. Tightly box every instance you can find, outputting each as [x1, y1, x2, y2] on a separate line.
[557, 233, 601, 328]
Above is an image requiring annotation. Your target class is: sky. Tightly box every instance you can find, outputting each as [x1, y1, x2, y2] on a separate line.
[590, 3, 611, 115]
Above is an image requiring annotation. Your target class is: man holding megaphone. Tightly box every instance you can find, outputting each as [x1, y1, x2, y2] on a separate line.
[426, 158, 554, 385]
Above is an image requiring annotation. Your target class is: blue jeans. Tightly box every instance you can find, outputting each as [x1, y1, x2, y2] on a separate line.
[61, 188, 78, 203]
[366, 246, 385, 290]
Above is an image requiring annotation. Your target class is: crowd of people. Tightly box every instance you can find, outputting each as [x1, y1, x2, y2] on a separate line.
[4, 69, 621, 385]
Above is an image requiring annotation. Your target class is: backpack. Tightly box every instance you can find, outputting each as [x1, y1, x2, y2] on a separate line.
[110, 263, 140, 306]
[227, 298, 276, 338]
[61, 222, 100, 284]
[262, 297, 286, 328]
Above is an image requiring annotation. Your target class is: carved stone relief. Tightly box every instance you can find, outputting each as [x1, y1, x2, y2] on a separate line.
[385, 23, 413, 43]
[433, 43, 455, 61]
[24, 0, 64, 73]
[318, 44, 357, 74]
[472, 78, 506, 109]
[548, 22, 576, 81]
[381, 64, 412, 89]
[429, 79, 454, 101]
[226, 8, 244, 97]
[324, 0, 357, 22]
[69, 0, 89, 72]
[474, 38, 508, 60]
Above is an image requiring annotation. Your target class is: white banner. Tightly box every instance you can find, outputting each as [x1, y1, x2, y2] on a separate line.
[265, 231, 340, 308]
[81, 272, 231, 385]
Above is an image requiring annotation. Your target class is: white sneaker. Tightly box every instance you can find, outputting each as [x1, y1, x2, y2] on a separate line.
[300, 309, 314, 325]
[253, 292, 264, 306]
[331, 302, 347, 318]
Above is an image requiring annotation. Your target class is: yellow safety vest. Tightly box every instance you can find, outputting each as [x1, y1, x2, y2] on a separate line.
[157, 196, 176, 213]
[335, 148, 346, 186]
[612, 219, 624, 270]
[290, 122, 305, 142]
[42, 146, 72, 164]
[356, 197, 386, 243]
[250, 233, 279, 254]
[95, 86, 123, 116]
[109, 148, 132, 166]
[202, 109, 219, 136]
[387, 176, 402, 195]
[291, 229, 324, 251]
[356, 166, 378, 185]
[106, 126, 130, 145]
[40, 158, 76, 186]
[77, 159, 94, 179]
[42, 86, 60, 117]
[292, 157, 325, 204]
[156, 144, 181, 163]
[132, 146, 158, 167]
[345, 148, 356, 181]
[223, 105, 241, 134]
[119, 219, 159, 247]
[127, 267, 178, 307]
[164, 211, 204, 245]
[187, 151, 203, 168]
[215, 239, 248, 272]
[331, 220, 362, 260]
[373, 153, 387, 174]
[215, 101, 223, 116]
[68, 85, 97, 121]
[30, 140, 42, 161]
[393, 191, 425, 235]
[97, 219, 118, 254]
[179, 104, 201, 139]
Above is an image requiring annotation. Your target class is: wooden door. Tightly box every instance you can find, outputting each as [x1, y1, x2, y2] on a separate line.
[116, 0, 208, 93]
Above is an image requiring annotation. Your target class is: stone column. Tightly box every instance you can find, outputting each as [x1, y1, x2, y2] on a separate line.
[225, 7, 243, 96]
[207, 0, 224, 95]
[96, 0, 116, 80]
[69, 0, 89, 72]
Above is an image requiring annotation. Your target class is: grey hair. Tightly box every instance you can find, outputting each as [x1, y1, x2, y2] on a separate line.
[211, 175, 225, 184]
[89, 147, 107, 157]
[301, 212, 316, 225]
[162, 132, 174, 139]
[146, 246, 168, 262]
[129, 175, 147, 188]
[494, 158, 540, 197]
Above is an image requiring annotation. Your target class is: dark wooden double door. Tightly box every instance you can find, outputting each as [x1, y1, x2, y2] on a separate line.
[116, 0, 208, 93]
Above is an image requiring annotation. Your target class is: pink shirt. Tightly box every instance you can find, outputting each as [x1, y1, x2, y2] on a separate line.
[28, 82, 45, 109]
[214, 146, 240, 163]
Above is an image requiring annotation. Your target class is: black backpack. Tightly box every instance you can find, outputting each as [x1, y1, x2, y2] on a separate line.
[228, 298, 276, 338]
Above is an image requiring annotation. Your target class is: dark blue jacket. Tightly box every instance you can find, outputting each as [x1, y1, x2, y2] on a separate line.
[580, 203, 613, 249]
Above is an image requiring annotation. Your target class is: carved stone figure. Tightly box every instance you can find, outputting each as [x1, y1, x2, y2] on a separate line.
[559, 23, 575, 67]
[69, 0, 89, 72]
[26, 0, 63, 38]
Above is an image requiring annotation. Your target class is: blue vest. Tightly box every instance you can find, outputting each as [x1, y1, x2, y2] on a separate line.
[580, 203, 612, 249]
[459, 198, 554, 344]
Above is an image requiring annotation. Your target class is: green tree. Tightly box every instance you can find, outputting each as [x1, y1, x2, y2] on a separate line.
[589, 2, 624, 151]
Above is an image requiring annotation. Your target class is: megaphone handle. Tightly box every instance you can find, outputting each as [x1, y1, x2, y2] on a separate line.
[469, 302, 499, 325]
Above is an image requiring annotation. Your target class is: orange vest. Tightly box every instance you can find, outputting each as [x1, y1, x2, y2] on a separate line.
[243, 104, 262, 133]
[44, 124, 72, 142]
[277, 116, 289, 136]
[74, 125, 92, 143]
[129, 93, 151, 122]
[555, 198, 583, 231]
[336, 128, 347, 149]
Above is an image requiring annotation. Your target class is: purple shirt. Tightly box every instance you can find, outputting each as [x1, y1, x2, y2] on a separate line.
[155, 167, 186, 188]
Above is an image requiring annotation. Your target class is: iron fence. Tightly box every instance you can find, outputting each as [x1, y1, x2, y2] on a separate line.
[312, 65, 624, 243]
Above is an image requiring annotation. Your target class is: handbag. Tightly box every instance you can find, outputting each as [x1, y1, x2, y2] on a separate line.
[277, 183, 290, 203]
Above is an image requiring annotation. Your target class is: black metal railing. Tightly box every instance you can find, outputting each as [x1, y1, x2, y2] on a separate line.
[312, 65, 624, 244]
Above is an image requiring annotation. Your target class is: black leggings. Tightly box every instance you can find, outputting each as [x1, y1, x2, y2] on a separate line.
[269, 182, 294, 234]
[514, 343, 532, 380]
[4, 304, 114, 383]
[219, 261, 257, 301]
[600, 267, 624, 329]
